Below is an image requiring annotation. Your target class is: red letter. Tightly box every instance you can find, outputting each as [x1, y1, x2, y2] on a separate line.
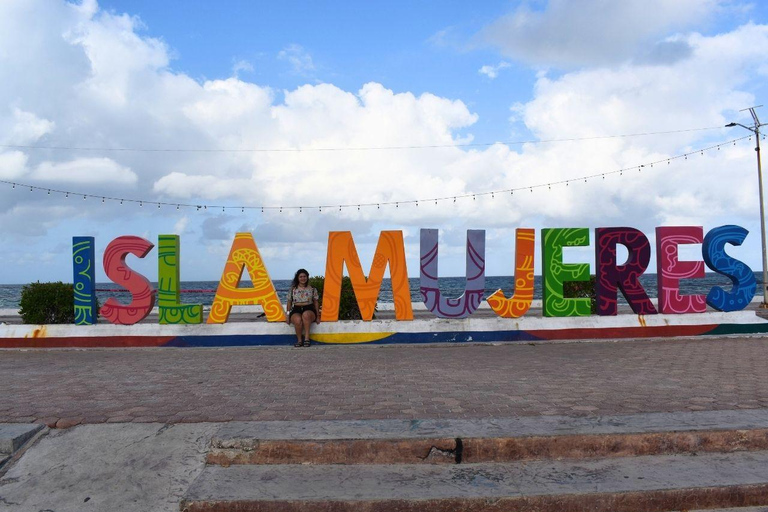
[100, 236, 156, 325]
[656, 226, 706, 314]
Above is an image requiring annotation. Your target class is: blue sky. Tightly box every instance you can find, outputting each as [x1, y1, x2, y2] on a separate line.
[1, 0, 768, 285]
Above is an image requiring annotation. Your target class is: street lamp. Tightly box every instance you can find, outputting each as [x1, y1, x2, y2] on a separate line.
[726, 106, 767, 307]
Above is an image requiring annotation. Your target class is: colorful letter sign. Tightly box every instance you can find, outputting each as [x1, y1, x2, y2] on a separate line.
[487, 228, 535, 318]
[322, 230, 412, 321]
[542, 228, 591, 317]
[100, 236, 156, 325]
[656, 226, 707, 314]
[420, 229, 486, 319]
[595, 227, 656, 316]
[702, 225, 757, 311]
[71, 223, 755, 328]
[208, 233, 286, 323]
[158, 234, 202, 324]
[72, 236, 97, 325]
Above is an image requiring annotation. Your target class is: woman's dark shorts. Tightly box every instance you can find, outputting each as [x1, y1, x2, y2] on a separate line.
[290, 304, 317, 319]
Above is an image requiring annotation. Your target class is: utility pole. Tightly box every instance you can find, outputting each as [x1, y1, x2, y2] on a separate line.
[726, 106, 767, 307]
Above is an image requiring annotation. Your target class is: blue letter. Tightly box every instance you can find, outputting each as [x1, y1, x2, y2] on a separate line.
[702, 225, 756, 312]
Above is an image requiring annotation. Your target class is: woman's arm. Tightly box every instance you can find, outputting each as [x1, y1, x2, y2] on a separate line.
[286, 287, 293, 323]
[313, 287, 320, 324]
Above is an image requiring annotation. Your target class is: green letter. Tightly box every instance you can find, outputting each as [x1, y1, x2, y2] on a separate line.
[158, 234, 202, 324]
[542, 228, 591, 317]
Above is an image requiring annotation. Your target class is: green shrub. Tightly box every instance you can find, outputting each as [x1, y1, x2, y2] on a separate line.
[309, 275, 366, 320]
[19, 281, 76, 324]
[563, 275, 597, 314]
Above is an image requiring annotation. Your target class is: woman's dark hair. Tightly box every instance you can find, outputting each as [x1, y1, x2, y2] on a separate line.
[291, 268, 310, 288]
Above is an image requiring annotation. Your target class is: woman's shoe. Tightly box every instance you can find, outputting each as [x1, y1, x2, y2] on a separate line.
[302, 338, 311, 347]
[294, 340, 302, 347]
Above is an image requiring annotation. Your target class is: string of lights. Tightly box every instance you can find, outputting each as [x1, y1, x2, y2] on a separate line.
[0, 125, 724, 153]
[0, 134, 760, 213]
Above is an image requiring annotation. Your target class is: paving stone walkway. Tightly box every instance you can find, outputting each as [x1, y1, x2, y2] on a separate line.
[1, 336, 767, 428]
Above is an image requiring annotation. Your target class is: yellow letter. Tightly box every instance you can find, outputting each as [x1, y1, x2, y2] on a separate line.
[207, 233, 286, 323]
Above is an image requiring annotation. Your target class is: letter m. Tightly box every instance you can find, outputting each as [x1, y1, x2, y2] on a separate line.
[322, 231, 413, 322]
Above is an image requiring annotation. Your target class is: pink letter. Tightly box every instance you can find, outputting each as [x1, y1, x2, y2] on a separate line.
[100, 236, 156, 325]
[656, 226, 706, 314]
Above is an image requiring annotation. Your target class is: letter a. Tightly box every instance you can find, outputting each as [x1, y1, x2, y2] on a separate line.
[208, 233, 285, 323]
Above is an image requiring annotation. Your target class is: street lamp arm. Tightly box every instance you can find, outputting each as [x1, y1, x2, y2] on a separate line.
[725, 122, 756, 133]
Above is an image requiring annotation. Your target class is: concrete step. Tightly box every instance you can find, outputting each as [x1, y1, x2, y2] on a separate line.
[207, 410, 768, 466]
[0, 424, 43, 456]
[182, 450, 768, 512]
[692, 508, 768, 511]
[0, 423, 44, 471]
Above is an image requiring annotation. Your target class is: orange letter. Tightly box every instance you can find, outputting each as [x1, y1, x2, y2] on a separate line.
[487, 229, 535, 318]
[322, 231, 412, 321]
[207, 233, 285, 323]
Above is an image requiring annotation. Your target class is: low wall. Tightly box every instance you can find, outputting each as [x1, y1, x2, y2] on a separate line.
[1, 305, 767, 348]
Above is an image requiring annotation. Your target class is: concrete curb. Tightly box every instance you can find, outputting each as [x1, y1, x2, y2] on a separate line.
[182, 452, 768, 512]
[207, 410, 768, 466]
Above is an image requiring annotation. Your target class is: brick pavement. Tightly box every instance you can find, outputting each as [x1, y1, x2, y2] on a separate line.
[0, 336, 767, 428]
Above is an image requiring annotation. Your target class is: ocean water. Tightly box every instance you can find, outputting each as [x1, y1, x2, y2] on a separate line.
[0, 273, 750, 309]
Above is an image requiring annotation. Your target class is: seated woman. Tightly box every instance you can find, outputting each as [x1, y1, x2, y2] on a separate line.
[286, 268, 320, 347]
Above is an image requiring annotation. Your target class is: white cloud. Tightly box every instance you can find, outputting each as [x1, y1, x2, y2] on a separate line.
[0, 151, 29, 180]
[174, 215, 189, 234]
[32, 157, 137, 185]
[277, 44, 315, 74]
[480, 0, 720, 67]
[479, 61, 511, 79]
[6, 108, 55, 145]
[232, 59, 254, 77]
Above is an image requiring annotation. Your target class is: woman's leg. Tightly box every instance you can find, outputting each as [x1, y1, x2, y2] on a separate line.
[290, 313, 304, 345]
[301, 310, 316, 341]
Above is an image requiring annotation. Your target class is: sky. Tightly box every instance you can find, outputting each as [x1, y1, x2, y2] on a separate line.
[1, 0, 768, 285]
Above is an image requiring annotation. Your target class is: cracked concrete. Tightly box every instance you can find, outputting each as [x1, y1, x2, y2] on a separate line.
[0, 423, 220, 512]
